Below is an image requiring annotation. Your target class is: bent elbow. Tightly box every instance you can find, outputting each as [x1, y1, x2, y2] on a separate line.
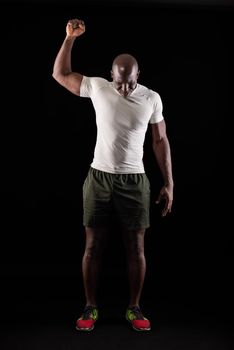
[52, 71, 65, 86]
[52, 70, 59, 82]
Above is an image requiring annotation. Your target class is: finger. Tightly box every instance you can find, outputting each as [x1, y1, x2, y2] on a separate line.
[162, 198, 169, 216]
[163, 203, 172, 216]
[163, 204, 170, 216]
[68, 19, 79, 28]
[73, 23, 82, 29]
[78, 23, 85, 30]
[72, 20, 85, 29]
[156, 193, 162, 204]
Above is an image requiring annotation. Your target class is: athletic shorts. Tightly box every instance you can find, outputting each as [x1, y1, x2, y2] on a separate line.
[82, 167, 151, 230]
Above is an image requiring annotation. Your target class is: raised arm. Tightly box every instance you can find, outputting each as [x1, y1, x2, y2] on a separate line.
[151, 120, 174, 217]
[52, 19, 86, 96]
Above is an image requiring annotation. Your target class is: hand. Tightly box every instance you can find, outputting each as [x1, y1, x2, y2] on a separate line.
[156, 185, 173, 217]
[66, 19, 86, 38]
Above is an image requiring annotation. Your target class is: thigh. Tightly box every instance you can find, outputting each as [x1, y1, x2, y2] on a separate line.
[83, 168, 113, 227]
[121, 228, 146, 255]
[113, 173, 151, 230]
[84, 227, 109, 255]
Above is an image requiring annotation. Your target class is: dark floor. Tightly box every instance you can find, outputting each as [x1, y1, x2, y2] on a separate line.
[0, 298, 233, 350]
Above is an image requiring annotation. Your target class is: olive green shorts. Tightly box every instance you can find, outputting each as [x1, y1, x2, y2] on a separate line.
[82, 167, 151, 230]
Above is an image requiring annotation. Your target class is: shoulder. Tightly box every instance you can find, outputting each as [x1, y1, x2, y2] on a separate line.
[80, 76, 110, 97]
[82, 76, 109, 88]
[137, 83, 161, 98]
[137, 83, 162, 104]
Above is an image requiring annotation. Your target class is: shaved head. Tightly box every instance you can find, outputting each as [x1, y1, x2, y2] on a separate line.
[112, 53, 139, 74]
[111, 53, 140, 97]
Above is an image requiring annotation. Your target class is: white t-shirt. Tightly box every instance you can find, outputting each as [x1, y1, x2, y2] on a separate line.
[80, 76, 164, 174]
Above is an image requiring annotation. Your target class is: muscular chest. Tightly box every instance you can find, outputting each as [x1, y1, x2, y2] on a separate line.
[93, 91, 153, 130]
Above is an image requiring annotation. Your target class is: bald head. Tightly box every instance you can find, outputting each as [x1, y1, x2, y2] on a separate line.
[111, 53, 140, 97]
[112, 53, 139, 74]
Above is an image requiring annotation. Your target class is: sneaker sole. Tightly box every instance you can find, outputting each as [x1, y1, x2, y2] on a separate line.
[132, 325, 151, 331]
[76, 325, 94, 331]
[126, 317, 151, 331]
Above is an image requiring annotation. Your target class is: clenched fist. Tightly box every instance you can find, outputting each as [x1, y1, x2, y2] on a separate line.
[66, 19, 86, 37]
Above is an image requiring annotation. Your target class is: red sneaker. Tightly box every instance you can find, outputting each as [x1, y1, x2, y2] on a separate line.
[76, 305, 98, 331]
[126, 306, 151, 331]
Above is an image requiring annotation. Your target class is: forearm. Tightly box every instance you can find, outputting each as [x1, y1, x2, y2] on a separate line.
[152, 136, 174, 187]
[52, 35, 76, 78]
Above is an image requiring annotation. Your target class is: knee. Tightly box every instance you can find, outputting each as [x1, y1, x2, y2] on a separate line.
[127, 241, 145, 259]
[84, 241, 103, 260]
[123, 230, 145, 258]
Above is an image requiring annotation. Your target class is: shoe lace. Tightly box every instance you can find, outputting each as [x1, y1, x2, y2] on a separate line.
[82, 306, 95, 320]
[130, 306, 144, 320]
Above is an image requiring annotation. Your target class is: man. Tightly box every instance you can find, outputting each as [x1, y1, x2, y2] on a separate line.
[52, 18, 174, 332]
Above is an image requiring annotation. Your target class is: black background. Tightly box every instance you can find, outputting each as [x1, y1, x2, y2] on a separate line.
[0, 0, 233, 341]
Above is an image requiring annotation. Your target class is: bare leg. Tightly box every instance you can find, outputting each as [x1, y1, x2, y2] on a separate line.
[122, 229, 146, 307]
[82, 226, 108, 307]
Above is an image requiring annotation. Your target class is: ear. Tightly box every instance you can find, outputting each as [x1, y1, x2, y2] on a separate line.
[137, 70, 140, 78]
[110, 70, 113, 78]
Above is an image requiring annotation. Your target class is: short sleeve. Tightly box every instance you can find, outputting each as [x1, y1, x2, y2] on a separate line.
[149, 92, 164, 124]
[80, 76, 108, 98]
[80, 76, 92, 97]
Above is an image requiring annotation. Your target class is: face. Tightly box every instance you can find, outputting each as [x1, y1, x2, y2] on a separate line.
[111, 67, 139, 98]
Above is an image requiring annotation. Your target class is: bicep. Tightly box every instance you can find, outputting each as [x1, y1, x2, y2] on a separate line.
[54, 72, 84, 96]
